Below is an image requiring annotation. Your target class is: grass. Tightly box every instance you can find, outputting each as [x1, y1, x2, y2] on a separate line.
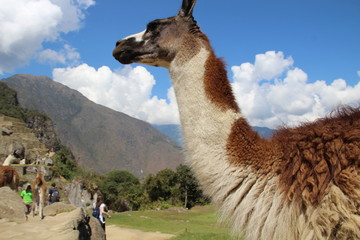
[107, 205, 234, 239]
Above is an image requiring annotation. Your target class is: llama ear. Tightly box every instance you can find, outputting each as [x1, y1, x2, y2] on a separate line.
[178, 0, 197, 17]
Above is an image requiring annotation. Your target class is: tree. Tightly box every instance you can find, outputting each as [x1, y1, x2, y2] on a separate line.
[52, 146, 78, 180]
[105, 170, 139, 185]
[99, 170, 143, 211]
[176, 164, 209, 208]
[144, 169, 177, 202]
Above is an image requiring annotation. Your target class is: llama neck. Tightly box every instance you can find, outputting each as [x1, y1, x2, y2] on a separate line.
[169, 46, 246, 199]
[169, 47, 241, 148]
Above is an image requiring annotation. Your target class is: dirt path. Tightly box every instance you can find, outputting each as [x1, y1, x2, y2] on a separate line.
[0, 215, 175, 240]
[106, 225, 175, 240]
[0, 212, 80, 240]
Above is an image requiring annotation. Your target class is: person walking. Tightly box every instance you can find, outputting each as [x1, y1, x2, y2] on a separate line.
[93, 195, 111, 231]
[48, 183, 60, 204]
[21, 185, 33, 215]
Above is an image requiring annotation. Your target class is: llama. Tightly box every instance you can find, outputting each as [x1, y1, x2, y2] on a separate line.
[32, 170, 47, 219]
[2, 154, 20, 166]
[112, 0, 360, 239]
[0, 166, 19, 190]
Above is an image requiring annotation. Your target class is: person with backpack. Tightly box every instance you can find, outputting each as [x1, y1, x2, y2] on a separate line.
[92, 195, 111, 231]
[48, 183, 60, 204]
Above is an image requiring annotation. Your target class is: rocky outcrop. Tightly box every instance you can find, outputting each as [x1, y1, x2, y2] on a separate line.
[0, 186, 26, 223]
[0, 114, 56, 183]
[43, 202, 77, 216]
[65, 180, 93, 208]
[0, 186, 105, 240]
[43, 202, 105, 240]
[1, 126, 13, 136]
[0, 114, 48, 164]
[47, 207, 105, 240]
[25, 114, 60, 150]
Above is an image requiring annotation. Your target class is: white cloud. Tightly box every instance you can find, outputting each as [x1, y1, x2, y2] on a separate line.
[49, 0, 95, 33]
[52, 64, 179, 125]
[37, 44, 80, 66]
[232, 51, 360, 128]
[254, 51, 293, 80]
[0, 0, 94, 74]
[74, 0, 96, 8]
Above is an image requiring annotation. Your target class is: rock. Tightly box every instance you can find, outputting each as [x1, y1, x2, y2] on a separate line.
[1, 127, 12, 136]
[43, 202, 76, 217]
[7, 142, 25, 159]
[44, 157, 54, 166]
[35, 157, 53, 167]
[39, 165, 52, 181]
[0, 206, 106, 240]
[24, 166, 38, 174]
[25, 114, 61, 150]
[45, 206, 105, 240]
[0, 186, 26, 223]
[116, 198, 132, 212]
[22, 165, 52, 180]
[0, 114, 50, 166]
[89, 215, 106, 240]
[65, 180, 93, 208]
[43, 203, 106, 239]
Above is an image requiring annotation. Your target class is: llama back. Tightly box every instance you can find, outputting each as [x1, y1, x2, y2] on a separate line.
[223, 106, 360, 239]
[0, 166, 19, 190]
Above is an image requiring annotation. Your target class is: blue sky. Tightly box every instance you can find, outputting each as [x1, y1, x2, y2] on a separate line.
[1, 0, 359, 128]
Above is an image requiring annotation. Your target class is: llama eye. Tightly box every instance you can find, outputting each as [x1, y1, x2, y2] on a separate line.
[146, 22, 158, 32]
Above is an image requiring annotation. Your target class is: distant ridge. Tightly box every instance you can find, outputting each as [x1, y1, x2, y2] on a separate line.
[152, 124, 183, 147]
[152, 124, 274, 148]
[2, 74, 184, 176]
[252, 126, 274, 138]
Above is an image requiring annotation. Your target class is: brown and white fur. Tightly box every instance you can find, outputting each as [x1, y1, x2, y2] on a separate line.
[0, 166, 19, 190]
[32, 170, 47, 219]
[113, 0, 360, 239]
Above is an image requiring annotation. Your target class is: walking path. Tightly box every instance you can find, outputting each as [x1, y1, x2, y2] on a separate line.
[0, 213, 175, 240]
[107, 225, 175, 240]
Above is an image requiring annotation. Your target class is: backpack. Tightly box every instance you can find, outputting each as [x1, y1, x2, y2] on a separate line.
[51, 188, 60, 202]
[92, 206, 100, 220]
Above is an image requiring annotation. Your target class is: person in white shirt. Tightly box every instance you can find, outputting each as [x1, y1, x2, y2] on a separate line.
[93, 195, 111, 231]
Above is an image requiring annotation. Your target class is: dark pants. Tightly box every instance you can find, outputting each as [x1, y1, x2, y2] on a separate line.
[101, 222, 105, 230]
[24, 203, 32, 214]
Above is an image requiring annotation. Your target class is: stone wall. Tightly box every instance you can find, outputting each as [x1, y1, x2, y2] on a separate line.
[0, 114, 49, 164]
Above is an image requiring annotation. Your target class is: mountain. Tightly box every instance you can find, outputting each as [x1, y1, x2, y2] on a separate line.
[252, 126, 274, 138]
[153, 125, 274, 148]
[152, 124, 183, 147]
[2, 74, 183, 176]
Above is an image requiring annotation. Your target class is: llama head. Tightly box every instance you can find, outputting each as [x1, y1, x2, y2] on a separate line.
[112, 0, 201, 68]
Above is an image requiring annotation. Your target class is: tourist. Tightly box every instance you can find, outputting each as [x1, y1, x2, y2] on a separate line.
[93, 195, 111, 231]
[48, 183, 60, 204]
[21, 185, 33, 215]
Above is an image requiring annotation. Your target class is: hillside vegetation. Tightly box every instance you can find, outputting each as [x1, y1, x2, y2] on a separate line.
[0, 82, 48, 123]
